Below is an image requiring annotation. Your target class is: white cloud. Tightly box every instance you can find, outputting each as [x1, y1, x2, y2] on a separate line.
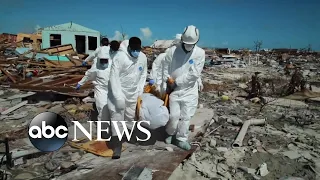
[139, 27, 153, 45]
[110, 30, 128, 41]
[140, 27, 152, 38]
[34, 25, 41, 31]
[109, 28, 153, 45]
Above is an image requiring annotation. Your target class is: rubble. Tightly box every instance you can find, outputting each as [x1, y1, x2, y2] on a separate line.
[1, 30, 320, 179]
[171, 51, 320, 180]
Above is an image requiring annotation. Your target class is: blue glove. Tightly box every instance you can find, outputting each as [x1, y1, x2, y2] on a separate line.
[82, 61, 87, 66]
[75, 84, 81, 90]
[149, 79, 155, 85]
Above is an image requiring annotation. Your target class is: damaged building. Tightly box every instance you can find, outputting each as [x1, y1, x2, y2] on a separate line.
[41, 22, 100, 54]
[0, 33, 17, 43]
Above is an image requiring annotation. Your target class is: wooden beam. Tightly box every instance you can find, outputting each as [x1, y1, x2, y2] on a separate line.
[0, 67, 16, 83]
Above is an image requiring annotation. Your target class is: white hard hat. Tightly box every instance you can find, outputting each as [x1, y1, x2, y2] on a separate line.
[181, 25, 199, 45]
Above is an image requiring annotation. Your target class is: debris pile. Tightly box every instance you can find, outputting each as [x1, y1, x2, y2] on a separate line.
[1, 32, 320, 179]
[171, 57, 320, 180]
[0, 43, 94, 97]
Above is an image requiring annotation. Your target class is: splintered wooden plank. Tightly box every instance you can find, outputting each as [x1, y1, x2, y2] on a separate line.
[0, 67, 16, 83]
[42, 44, 75, 55]
[34, 76, 71, 86]
[51, 76, 82, 86]
[21, 79, 43, 85]
[64, 147, 196, 180]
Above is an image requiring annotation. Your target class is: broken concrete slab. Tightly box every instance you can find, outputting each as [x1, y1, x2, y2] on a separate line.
[263, 97, 308, 108]
[1, 100, 28, 115]
[0, 111, 28, 120]
[282, 151, 301, 160]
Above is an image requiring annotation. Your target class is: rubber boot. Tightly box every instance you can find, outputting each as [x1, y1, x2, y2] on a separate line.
[112, 142, 122, 159]
[165, 136, 173, 144]
[109, 136, 122, 159]
[174, 140, 191, 150]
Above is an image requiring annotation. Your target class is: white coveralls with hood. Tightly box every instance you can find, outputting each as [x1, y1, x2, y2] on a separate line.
[108, 39, 148, 138]
[150, 34, 203, 95]
[77, 46, 112, 124]
[82, 44, 110, 68]
[162, 25, 206, 150]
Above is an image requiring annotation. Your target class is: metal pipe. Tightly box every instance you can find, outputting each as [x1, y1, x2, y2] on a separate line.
[232, 118, 266, 148]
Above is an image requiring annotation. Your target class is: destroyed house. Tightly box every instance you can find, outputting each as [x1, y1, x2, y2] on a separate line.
[41, 22, 100, 54]
[214, 48, 231, 55]
[272, 48, 298, 54]
[0, 33, 17, 43]
[151, 40, 175, 49]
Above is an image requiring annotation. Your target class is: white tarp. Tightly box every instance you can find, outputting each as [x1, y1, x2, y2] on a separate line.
[139, 93, 169, 129]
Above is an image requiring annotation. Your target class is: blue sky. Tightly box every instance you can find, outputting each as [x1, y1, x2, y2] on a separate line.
[1, 0, 319, 50]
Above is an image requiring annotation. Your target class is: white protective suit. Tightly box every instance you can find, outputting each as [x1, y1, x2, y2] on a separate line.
[108, 40, 148, 136]
[150, 53, 167, 95]
[139, 93, 169, 130]
[83, 46, 110, 67]
[150, 49, 203, 94]
[162, 43, 206, 142]
[78, 46, 112, 122]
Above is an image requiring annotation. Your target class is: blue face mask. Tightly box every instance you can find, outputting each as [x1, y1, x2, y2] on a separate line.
[131, 50, 140, 58]
[101, 63, 109, 69]
[110, 50, 115, 54]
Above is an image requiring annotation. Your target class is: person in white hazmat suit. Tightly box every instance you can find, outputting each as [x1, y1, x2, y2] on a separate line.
[107, 37, 148, 159]
[82, 38, 110, 66]
[76, 46, 113, 133]
[161, 25, 206, 150]
[149, 34, 204, 95]
[109, 40, 120, 59]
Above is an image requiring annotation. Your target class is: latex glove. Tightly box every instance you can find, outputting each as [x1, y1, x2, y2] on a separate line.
[75, 83, 81, 90]
[82, 61, 87, 66]
[149, 79, 155, 85]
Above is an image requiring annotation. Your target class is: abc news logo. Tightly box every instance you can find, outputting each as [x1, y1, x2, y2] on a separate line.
[28, 112, 151, 152]
[28, 112, 68, 152]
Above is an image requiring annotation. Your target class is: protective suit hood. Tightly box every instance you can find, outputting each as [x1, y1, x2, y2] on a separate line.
[119, 40, 130, 56]
[119, 39, 142, 60]
[97, 46, 111, 59]
[96, 46, 111, 69]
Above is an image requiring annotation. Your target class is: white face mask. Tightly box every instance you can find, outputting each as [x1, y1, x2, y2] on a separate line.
[183, 44, 195, 51]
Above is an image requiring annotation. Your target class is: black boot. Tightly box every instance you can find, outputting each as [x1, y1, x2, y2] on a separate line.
[109, 136, 122, 159]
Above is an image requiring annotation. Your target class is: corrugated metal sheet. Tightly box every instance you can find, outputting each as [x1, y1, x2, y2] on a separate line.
[151, 40, 174, 48]
[43, 22, 99, 33]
